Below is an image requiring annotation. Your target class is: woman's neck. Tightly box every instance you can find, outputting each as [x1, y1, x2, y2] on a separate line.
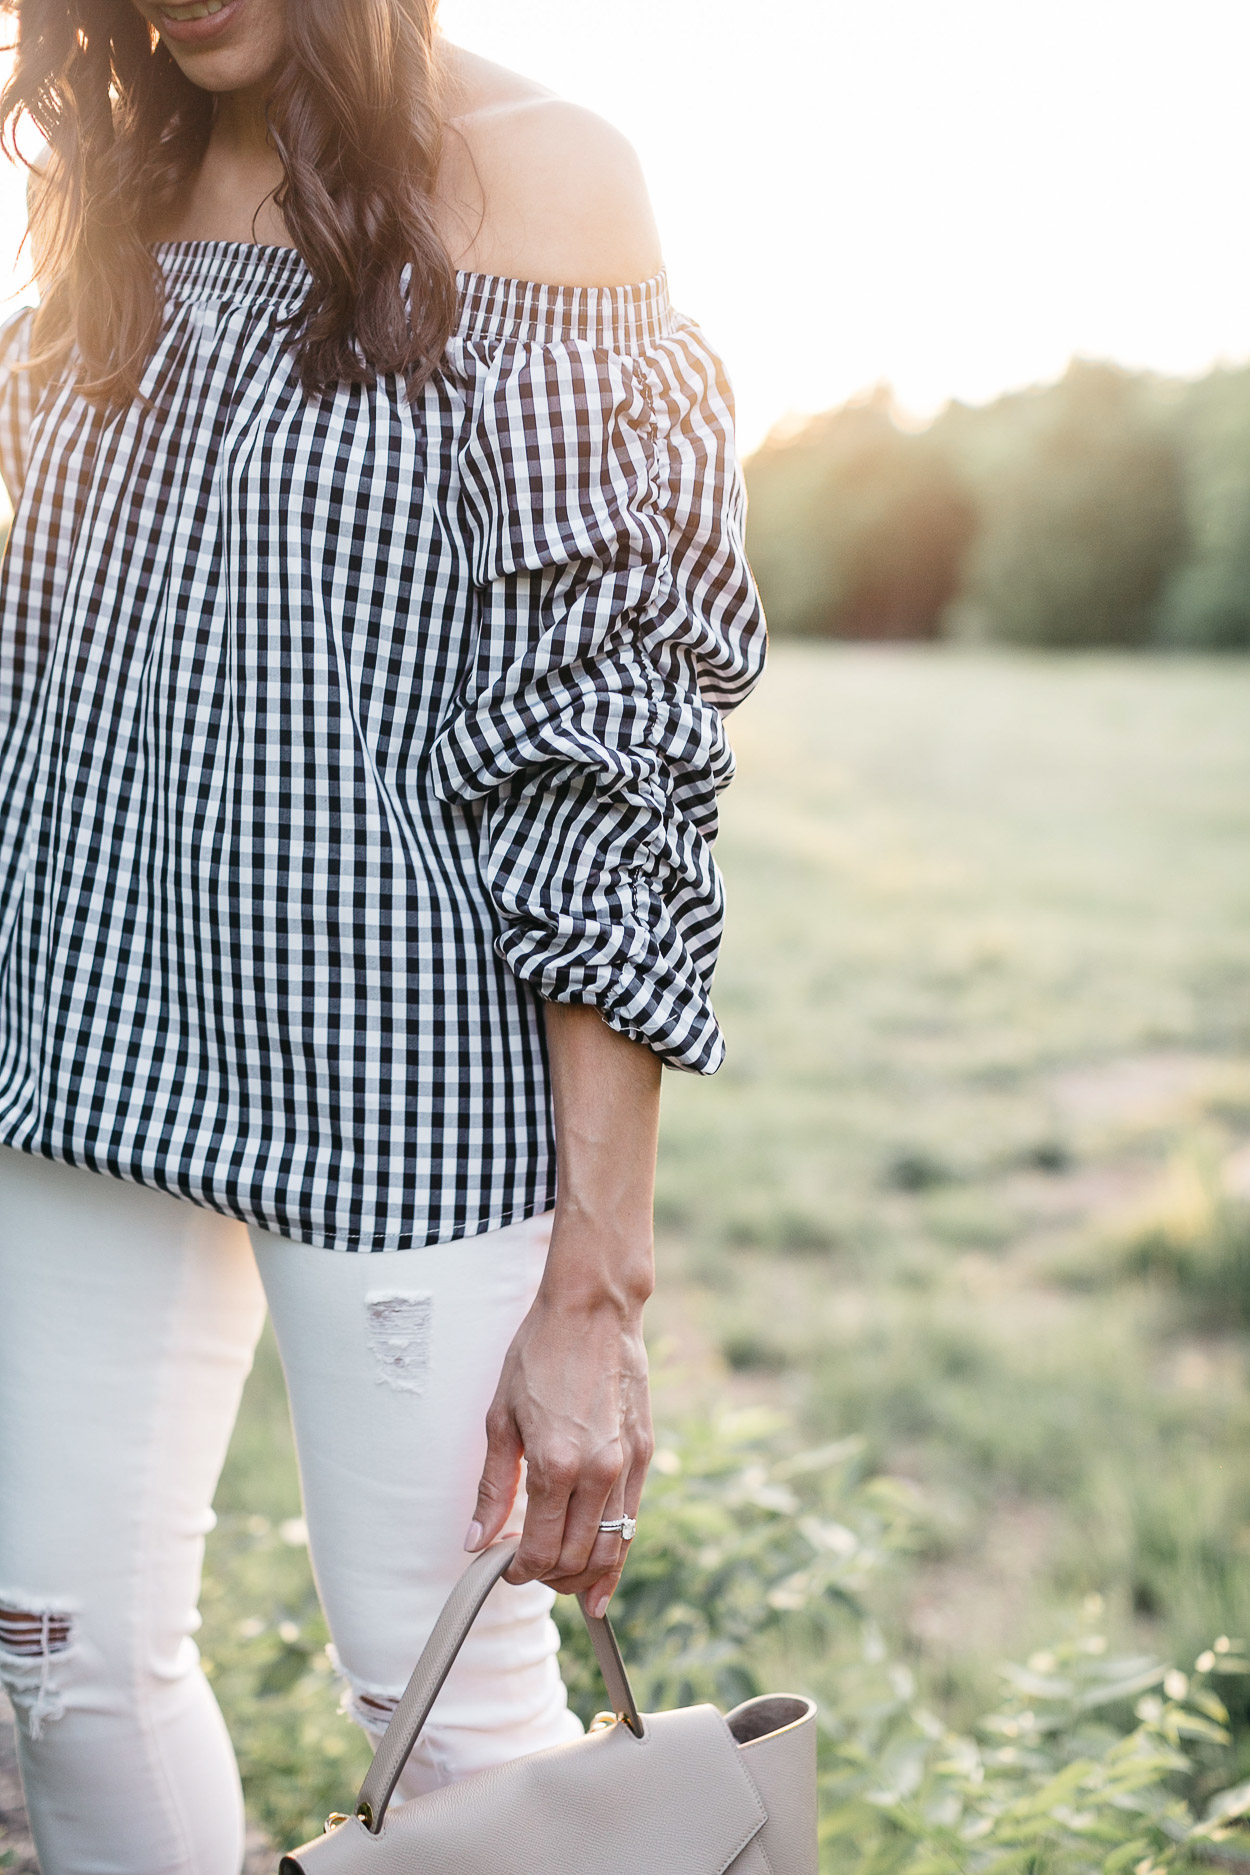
[210, 80, 272, 161]
[152, 82, 291, 247]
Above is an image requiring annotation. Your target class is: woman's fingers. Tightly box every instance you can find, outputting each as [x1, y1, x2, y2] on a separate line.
[508, 1438, 647, 1594]
[505, 1444, 584, 1583]
[552, 1439, 624, 1576]
[578, 1447, 647, 1616]
[548, 1481, 624, 1594]
[543, 1436, 647, 1601]
[466, 1403, 524, 1551]
[573, 1502, 629, 1604]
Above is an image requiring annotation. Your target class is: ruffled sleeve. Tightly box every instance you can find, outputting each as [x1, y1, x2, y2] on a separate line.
[431, 275, 766, 1073]
[0, 306, 37, 507]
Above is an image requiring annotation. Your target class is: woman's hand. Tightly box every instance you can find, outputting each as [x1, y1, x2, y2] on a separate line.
[466, 1269, 653, 1616]
[465, 1003, 662, 1619]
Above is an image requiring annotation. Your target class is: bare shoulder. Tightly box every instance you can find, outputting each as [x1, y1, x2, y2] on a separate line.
[436, 45, 662, 288]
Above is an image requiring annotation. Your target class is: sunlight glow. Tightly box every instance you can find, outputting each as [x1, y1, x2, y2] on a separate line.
[439, 0, 1250, 447]
[2, 0, 1249, 448]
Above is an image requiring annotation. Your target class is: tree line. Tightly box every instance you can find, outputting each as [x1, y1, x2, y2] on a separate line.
[745, 359, 1250, 649]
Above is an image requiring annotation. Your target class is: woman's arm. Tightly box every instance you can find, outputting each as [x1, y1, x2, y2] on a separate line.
[451, 81, 762, 1619]
[466, 1003, 660, 1618]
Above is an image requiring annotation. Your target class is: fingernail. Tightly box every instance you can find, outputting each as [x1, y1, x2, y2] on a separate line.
[464, 1521, 484, 1552]
[590, 1593, 610, 1620]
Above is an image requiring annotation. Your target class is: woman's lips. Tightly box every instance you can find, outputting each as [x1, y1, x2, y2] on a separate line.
[154, 0, 246, 45]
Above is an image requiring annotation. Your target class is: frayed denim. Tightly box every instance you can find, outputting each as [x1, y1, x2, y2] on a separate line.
[0, 1149, 578, 1874]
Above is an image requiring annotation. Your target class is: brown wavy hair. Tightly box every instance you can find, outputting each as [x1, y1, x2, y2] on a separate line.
[0, 0, 456, 402]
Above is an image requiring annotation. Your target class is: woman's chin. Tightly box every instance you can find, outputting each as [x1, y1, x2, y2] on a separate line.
[147, 0, 284, 91]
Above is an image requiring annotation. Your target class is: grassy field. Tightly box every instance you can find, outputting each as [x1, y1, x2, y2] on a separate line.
[656, 649, 1250, 1689]
[198, 645, 1250, 1853]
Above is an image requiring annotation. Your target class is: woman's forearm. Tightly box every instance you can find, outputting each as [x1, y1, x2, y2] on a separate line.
[467, 1001, 661, 1612]
[539, 1001, 662, 1315]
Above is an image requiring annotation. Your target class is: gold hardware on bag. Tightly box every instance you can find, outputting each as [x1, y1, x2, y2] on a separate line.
[325, 1814, 351, 1832]
[356, 1801, 376, 1829]
[589, 1711, 618, 1732]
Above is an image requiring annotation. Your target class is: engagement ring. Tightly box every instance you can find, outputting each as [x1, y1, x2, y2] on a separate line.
[598, 1516, 637, 1540]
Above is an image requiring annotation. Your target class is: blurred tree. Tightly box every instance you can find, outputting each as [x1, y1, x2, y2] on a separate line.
[745, 389, 976, 640]
[1153, 365, 1250, 650]
[743, 360, 1250, 652]
[937, 362, 1189, 649]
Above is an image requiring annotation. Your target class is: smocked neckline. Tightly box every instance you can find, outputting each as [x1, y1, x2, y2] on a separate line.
[153, 238, 673, 351]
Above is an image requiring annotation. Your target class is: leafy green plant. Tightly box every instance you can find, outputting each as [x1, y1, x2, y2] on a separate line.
[555, 1408, 1250, 1875]
[820, 1628, 1250, 1875]
[555, 1409, 1250, 1875]
[198, 1393, 1250, 1874]
[555, 1410, 921, 1721]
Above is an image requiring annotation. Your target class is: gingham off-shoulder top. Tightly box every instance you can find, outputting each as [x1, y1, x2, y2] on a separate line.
[0, 241, 765, 1249]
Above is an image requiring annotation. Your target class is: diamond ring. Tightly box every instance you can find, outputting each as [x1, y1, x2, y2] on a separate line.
[598, 1516, 637, 1540]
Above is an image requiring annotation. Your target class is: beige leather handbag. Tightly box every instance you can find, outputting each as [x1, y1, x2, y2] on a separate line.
[282, 1540, 818, 1875]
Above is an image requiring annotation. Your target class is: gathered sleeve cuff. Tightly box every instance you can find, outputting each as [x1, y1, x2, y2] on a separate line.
[431, 283, 766, 1073]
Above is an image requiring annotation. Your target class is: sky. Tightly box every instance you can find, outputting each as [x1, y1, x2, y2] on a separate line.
[2, 0, 1250, 450]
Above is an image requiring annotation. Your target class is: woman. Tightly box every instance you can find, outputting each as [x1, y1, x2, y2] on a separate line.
[0, 0, 764, 1868]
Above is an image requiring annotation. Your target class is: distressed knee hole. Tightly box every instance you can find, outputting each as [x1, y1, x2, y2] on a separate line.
[0, 1607, 72, 1655]
[324, 1648, 402, 1734]
[365, 1291, 433, 1395]
[342, 1684, 400, 1736]
[0, 1597, 76, 1739]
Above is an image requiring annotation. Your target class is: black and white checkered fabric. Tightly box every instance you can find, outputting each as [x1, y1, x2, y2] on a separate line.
[0, 241, 765, 1248]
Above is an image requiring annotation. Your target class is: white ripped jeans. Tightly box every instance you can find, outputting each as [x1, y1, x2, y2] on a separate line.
[0, 1147, 581, 1875]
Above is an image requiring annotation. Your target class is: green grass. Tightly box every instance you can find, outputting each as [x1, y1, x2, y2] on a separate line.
[655, 647, 1250, 1712]
[204, 645, 1250, 1853]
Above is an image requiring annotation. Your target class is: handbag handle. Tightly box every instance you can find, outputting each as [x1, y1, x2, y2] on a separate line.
[354, 1542, 644, 1834]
